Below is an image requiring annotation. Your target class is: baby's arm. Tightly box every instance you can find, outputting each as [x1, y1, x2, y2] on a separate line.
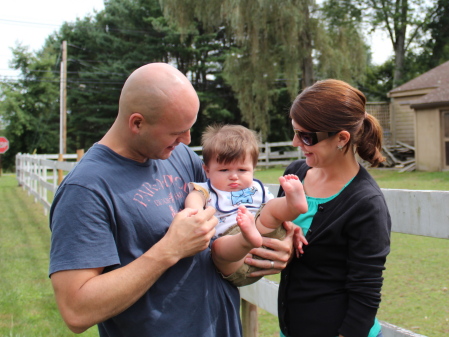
[185, 190, 206, 210]
[256, 175, 308, 235]
[185, 183, 208, 210]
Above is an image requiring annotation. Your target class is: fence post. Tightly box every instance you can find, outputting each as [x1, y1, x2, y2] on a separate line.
[241, 299, 258, 337]
[265, 143, 270, 169]
[32, 155, 38, 202]
[76, 149, 84, 161]
[58, 153, 64, 185]
[16, 154, 22, 186]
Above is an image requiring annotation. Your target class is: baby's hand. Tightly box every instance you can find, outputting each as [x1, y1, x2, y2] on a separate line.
[293, 226, 308, 258]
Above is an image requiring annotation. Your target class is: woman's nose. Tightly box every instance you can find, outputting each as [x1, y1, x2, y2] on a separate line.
[292, 133, 302, 147]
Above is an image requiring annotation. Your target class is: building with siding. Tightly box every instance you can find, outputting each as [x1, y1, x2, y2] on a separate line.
[388, 60, 449, 171]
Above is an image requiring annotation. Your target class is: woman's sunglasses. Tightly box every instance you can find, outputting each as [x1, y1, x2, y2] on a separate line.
[293, 130, 339, 146]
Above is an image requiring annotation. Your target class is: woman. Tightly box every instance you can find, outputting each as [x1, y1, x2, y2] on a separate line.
[278, 79, 391, 337]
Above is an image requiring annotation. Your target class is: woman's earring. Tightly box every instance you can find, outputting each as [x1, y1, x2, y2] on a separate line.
[337, 145, 343, 151]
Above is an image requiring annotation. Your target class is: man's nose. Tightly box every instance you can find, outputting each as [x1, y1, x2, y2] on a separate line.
[179, 129, 191, 145]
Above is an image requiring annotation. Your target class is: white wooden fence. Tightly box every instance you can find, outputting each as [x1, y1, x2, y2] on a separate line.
[191, 141, 303, 168]
[15, 152, 449, 337]
[15, 152, 83, 214]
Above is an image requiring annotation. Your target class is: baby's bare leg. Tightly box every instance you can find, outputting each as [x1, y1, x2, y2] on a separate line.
[279, 174, 308, 215]
[211, 205, 262, 277]
[236, 205, 263, 248]
[256, 175, 307, 234]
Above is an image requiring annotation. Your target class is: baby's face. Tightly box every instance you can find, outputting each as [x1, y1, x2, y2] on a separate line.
[204, 156, 255, 192]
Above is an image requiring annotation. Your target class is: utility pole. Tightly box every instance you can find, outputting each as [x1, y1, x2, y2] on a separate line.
[59, 40, 67, 155]
[58, 41, 67, 184]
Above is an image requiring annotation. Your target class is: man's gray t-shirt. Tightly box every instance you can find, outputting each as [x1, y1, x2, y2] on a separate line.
[49, 143, 241, 337]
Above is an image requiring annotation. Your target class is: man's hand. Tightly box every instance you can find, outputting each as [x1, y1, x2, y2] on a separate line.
[162, 206, 218, 260]
[244, 221, 295, 277]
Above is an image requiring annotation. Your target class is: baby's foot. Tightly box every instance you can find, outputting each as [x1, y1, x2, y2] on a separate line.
[236, 205, 263, 248]
[279, 174, 308, 215]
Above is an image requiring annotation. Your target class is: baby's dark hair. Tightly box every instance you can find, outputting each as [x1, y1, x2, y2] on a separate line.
[290, 79, 386, 167]
[201, 124, 260, 167]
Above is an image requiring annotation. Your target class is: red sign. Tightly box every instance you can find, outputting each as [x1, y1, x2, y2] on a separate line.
[0, 137, 9, 154]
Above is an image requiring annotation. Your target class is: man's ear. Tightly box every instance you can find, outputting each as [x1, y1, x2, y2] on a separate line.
[129, 113, 144, 134]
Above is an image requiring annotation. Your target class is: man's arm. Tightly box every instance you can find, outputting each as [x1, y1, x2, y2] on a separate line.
[51, 206, 217, 333]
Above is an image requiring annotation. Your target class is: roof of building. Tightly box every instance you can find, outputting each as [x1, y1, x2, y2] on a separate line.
[389, 60, 449, 108]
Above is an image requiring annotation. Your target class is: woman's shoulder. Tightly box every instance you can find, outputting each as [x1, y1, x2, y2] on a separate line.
[346, 166, 388, 208]
[284, 159, 309, 177]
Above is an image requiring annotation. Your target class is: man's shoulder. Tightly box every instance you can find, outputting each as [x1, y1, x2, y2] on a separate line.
[169, 143, 201, 162]
[59, 145, 122, 188]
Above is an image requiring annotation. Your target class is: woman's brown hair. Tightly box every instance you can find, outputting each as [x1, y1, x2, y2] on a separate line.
[290, 79, 385, 167]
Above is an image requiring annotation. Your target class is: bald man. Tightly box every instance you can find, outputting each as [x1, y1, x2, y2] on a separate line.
[49, 63, 293, 337]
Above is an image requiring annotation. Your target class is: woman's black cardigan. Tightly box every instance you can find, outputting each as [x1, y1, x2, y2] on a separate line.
[278, 160, 391, 337]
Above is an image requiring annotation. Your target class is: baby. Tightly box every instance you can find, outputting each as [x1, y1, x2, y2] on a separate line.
[185, 124, 307, 287]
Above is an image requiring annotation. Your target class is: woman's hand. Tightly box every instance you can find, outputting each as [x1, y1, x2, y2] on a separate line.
[245, 221, 295, 277]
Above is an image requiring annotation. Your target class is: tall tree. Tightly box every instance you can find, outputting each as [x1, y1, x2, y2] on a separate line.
[317, 0, 367, 83]
[354, 0, 439, 87]
[159, 0, 316, 137]
[415, 0, 449, 70]
[0, 0, 242, 162]
[159, 0, 368, 138]
[0, 44, 60, 170]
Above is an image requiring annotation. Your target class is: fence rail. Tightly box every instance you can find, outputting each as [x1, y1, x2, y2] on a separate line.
[15, 152, 448, 337]
[15, 152, 82, 214]
[191, 141, 303, 168]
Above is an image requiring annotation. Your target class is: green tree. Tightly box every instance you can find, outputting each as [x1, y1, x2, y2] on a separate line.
[159, 0, 368, 138]
[317, 0, 367, 83]
[358, 60, 394, 101]
[1, 0, 243, 162]
[158, 0, 313, 137]
[411, 0, 449, 71]
[0, 44, 60, 170]
[355, 0, 439, 87]
[426, 0, 449, 67]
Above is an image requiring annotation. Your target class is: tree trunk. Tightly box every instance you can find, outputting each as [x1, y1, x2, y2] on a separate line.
[301, 54, 314, 89]
[393, 0, 408, 86]
[393, 32, 406, 87]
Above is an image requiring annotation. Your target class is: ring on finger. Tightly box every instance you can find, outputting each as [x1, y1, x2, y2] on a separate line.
[270, 260, 274, 268]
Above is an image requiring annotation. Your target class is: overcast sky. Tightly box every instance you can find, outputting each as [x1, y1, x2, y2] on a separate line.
[0, 0, 105, 79]
[0, 0, 392, 80]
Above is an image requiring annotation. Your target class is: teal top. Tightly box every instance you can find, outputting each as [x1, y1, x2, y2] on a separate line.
[280, 178, 381, 337]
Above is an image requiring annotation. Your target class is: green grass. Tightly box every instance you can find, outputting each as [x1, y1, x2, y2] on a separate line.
[366, 169, 449, 190]
[255, 166, 449, 190]
[1, 169, 449, 336]
[0, 174, 98, 337]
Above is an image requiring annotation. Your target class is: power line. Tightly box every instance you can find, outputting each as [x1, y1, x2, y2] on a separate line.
[1, 77, 126, 85]
[1, 68, 129, 76]
[0, 18, 61, 28]
[0, 18, 188, 36]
